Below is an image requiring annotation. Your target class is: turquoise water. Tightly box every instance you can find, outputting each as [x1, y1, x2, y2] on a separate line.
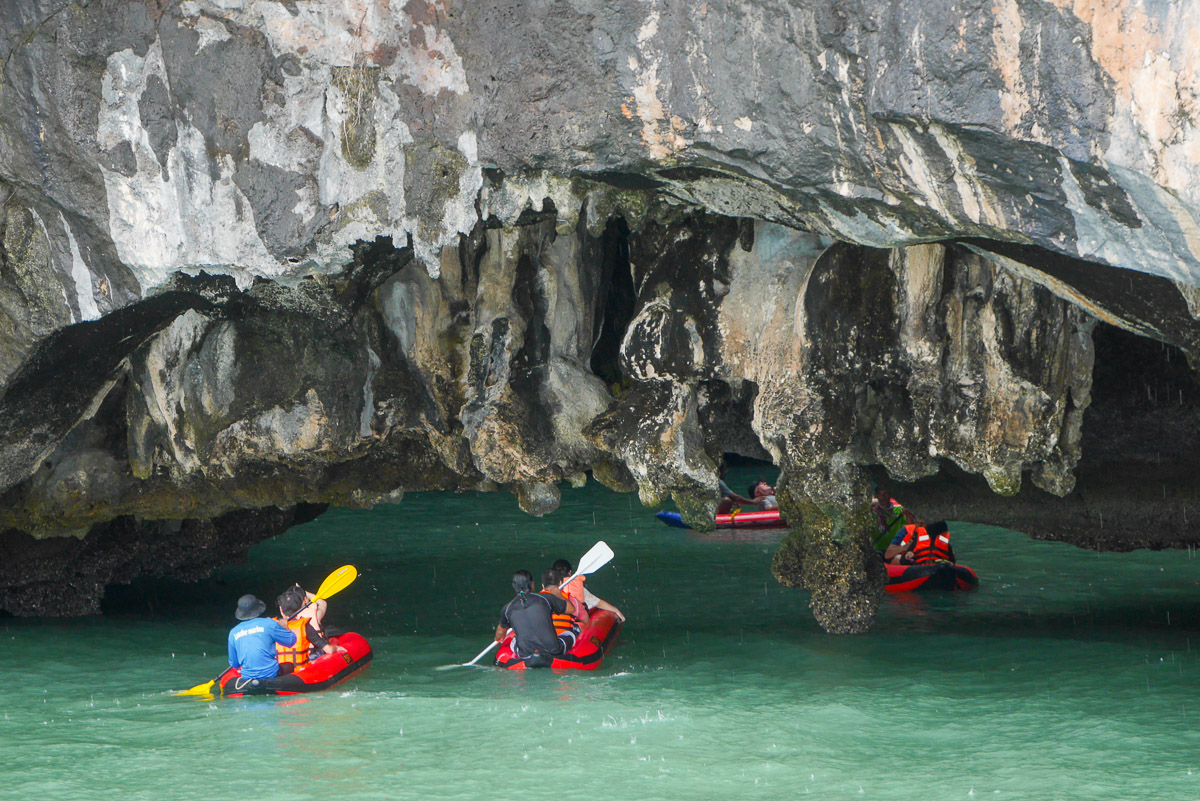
[4, 467, 1200, 800]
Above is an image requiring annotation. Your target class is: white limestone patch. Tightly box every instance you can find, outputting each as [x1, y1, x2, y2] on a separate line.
[246, 60, 328, 174]
[929, 125, 1008, 230]
[245, 1, 467, 95]
[193, 15, 231, 54]
[97, 41, 281, 291]
[1061, 157, 1200, 288]
[59, 213, 100, 322]
[480, 171, 584, 230]
[136, 309, 216, 475]
[216, 387, 332, 461]
[426, 130, 484, 274]
[888, 122, 954, 221]
[396, 23, 470, 96]
[317, 77, 411, 215]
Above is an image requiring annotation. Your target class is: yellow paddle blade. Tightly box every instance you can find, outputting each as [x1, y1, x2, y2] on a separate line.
[313, 564, 357, 601]
[174, 679, 216, 697]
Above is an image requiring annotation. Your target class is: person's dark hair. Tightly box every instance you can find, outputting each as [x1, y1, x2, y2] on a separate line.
[541, 568, 557, 588]
[927, 520, 948, 537]
[512, 569, 534, 594]
[551, 559, 572, 579]
[277, 587, 305, 617]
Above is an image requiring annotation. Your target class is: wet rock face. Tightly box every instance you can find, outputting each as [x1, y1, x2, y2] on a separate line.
[0, 505, 326, 617]
[0, 2, 1198, 628]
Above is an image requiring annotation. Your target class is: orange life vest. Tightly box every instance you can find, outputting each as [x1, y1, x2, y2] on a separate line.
[540, 590, 578, 634]
[275, 617, 311, 666]
[904, 526, 953, 564]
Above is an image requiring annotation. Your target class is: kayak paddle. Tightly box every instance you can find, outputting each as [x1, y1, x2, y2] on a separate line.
[174, 564, 359, 697]
[437, 540, 614, 670]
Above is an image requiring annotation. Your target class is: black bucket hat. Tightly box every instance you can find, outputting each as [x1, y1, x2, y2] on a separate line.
[234, 594, 267, 621]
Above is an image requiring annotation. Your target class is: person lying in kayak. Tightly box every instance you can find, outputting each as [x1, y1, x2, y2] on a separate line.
[883, 520, 956, 565]
[228, 594, 296, 681]
[275, 588, 341, 669]
[552, 559, 625, 622]
[748, 479, 779, 510]
[495, 570, 576, 659]
[540, 569, 586, 633]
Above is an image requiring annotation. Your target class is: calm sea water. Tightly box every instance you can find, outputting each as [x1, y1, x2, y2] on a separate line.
[3, 465, 1200, 800]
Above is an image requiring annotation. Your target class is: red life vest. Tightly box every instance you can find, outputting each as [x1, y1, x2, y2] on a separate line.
[275, 617, 311, 666]
[909, 527, 953, 564]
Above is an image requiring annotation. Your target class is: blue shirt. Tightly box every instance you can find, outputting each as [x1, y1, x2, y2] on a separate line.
[228, 617, 297, 680]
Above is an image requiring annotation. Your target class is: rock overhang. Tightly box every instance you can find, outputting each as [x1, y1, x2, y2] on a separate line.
[0, 1, 1198, 628]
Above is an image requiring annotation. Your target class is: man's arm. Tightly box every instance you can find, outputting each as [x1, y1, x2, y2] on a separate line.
[306, 621, 337, 654]
[495, 606, 511, 643]
[270, 619, 298, 648]
[567, 594, 590, 623]
[883, 533, 912, 562]
[228, 634, 238, 668]
[591, 597, 625, 622]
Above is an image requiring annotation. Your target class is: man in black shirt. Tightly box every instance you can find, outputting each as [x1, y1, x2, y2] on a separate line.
[494, 569, 577, 658]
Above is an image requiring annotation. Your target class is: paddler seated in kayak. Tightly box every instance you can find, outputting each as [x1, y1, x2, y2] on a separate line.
[871, 483, 916, 554]
[275, 588, 342, 669]
[495, 569, 576, 659]
[228, 594, 297, 681]
[283, 582, 328, 634]
[552, 558, 625, 622]
[883, 520, 956, 565]
[717, 463, 757, 514]
[541, 569, 586, 632]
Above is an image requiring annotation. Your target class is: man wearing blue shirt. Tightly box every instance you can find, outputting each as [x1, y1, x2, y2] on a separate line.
[227, 594, 296, 680]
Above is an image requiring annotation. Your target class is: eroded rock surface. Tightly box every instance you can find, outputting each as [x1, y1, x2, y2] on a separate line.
[0, 2, 1198, 628]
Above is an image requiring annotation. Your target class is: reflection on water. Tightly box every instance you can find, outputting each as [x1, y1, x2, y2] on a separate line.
[3, 465, 1200, 800]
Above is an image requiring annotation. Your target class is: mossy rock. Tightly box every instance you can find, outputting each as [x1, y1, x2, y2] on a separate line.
[331, 66, 379, 168]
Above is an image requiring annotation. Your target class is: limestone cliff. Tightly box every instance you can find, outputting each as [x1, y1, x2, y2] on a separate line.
[0, 1, 1198, 629]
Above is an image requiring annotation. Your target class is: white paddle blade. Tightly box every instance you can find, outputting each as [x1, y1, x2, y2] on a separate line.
[575, 540, 614, 577]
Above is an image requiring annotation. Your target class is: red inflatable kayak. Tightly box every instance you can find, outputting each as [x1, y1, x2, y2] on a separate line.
[885, 562, 979, 593]
[656, 509, 788, 529]
[495, 609, 622, 670]
[217, 632, 373, 696]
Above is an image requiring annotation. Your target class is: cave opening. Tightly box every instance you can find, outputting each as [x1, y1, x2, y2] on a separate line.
[880, 320, 1200, 549]
[1084, 323, 1200, 469]
[589, 216, 635, 388]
